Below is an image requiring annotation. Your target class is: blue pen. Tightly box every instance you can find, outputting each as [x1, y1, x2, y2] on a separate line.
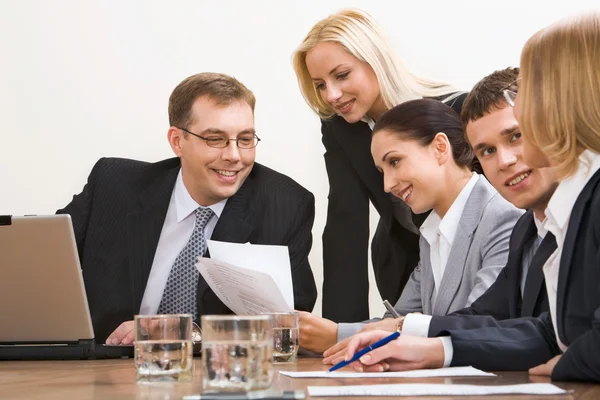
[328, 331, 400, 372]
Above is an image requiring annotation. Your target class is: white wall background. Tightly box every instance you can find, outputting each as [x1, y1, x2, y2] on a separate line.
[1, 0, 597, 318]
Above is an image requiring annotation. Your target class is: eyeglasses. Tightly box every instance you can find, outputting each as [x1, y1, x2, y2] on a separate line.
[179, 128, 261, 149]
[503, 89, 517, 107]
[502, 77, 520, 107]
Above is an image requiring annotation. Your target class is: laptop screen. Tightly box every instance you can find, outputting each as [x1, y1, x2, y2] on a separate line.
[0, 215, 94, 343]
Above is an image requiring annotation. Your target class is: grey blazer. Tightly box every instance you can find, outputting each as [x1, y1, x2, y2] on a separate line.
[338, 177, 523, 340]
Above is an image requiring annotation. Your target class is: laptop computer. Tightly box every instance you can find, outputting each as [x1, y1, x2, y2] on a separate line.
[0, 214, 133, 360]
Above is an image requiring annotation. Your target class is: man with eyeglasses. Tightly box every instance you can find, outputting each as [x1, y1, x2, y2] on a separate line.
[58, 72, 317, 345]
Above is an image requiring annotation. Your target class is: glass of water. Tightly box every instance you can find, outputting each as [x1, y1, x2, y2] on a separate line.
[268, 311, 299, 363]
[134, 314, 193, 382]
[201, 315, 273, 392]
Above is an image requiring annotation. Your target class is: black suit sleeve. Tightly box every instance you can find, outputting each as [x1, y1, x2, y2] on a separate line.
[321, 122, 370, 322]
[428, 266, 513, 335]
[287, 191, 318, 312]
[552, 242, 600, 382]
[441, 312, 561, 370]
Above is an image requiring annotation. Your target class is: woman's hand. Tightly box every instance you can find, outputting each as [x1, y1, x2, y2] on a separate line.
[298, 311, 338, 353]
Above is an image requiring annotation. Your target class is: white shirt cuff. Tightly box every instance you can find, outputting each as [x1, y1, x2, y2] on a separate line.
[401, 313, 432, 337]
[439, 336, 453, 367]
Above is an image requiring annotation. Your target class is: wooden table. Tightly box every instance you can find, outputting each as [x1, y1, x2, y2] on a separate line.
[0, 358, 597, 399]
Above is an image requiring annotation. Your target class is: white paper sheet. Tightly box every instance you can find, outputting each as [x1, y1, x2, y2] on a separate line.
[196, 258, 292, 315]
[307, 383, 567, 397]
[207, 240, 294, 308]
[280, 366, 495, 379]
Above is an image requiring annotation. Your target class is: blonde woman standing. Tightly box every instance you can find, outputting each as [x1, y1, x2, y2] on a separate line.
[293, 8, 465, 323]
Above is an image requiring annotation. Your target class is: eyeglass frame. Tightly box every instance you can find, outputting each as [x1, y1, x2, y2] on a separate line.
[503, 89, 517, 107]
[178, 127, 261, 149]
[502, 77, 520, 107]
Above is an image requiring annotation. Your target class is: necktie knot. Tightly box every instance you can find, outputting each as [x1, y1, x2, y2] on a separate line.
[195, 207, 214, 227]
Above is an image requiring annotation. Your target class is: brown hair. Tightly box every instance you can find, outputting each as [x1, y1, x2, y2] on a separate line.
[373, 99, 476, 170]
[168, 72, 256, 128]
[520, 12, 600, 178]
[460, 67, 519, 126]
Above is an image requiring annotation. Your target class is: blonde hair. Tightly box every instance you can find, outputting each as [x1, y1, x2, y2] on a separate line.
[519, 11, 600, 178]
[292, 8, 458, 119]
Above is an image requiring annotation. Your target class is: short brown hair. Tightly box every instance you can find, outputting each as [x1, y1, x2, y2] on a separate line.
[168, 72, 256, 128]
[460, 67, 519, 127]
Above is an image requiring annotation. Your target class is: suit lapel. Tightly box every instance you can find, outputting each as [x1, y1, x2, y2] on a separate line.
[330, 119, 393, 226]
[418, 239, 435, 314]
[522, 231, 556, 317]
[556, 170, 600, 339]
[508, 211, 537, 315]
[433, 178, 492, 316]
[128, 162, 180, 313]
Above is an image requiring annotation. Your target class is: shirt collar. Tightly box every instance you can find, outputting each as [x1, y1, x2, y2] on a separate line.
[420, 173, 479, 246]
[533, 214, 547, 239]
[544, 150, 600, 232]
[360, 116, 376, 130]
[174, 169, 227, 223]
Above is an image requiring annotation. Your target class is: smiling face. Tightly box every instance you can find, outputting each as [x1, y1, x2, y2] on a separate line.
[168, 96, 255, 206]
[371, 129, 445, 215]
[466, 105, 557, 214]
[305, 41, 385, 122]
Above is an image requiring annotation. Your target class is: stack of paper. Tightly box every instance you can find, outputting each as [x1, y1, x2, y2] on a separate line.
[307, 383, 566, 397]
[280, 366, 495, 379]
[195, 240, 293, 314]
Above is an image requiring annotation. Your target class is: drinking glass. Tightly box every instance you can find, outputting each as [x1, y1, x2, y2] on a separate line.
[134, 314, 193, 382]
[268, 311, 299, 363]
[201, 314, 273, 392]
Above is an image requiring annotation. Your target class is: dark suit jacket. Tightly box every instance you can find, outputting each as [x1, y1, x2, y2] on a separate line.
[428, 210, 551, 335]
[57, 157, 318, 343]
[437, 168, 600, 382]
[321, 93, 467, 322]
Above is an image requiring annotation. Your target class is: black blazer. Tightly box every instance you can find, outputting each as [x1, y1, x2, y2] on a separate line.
[321, 94, 467, 322]
[57, 157, 318, 343]
[428, 210, 551, 335]
[438, 168, 600, 382]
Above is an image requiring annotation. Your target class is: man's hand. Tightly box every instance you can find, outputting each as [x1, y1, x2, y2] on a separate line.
[323, 318, 402, 365]
[106, 321, 135, 345]
[344, 330, 445, 372]
[298, 311, 338, 353]
[529, 355, 561, 377]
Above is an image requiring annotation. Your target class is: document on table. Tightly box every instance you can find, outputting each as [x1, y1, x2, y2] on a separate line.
[307, 383, 567, 397]
[195, 241, 294, 314]
[280, 366, 495, 379]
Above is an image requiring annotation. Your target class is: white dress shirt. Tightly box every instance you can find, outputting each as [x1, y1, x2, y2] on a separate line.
[419, 173, 479, 303]
[542, 150, 600, 352]
[402, 173, 479, 365]
[360, 116, 376, 130]
[139, 169, 227, 315]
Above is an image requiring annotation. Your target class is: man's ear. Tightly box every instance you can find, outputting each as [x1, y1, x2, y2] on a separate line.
[433, 132, 450, 165]
[168, 126, 184, 157]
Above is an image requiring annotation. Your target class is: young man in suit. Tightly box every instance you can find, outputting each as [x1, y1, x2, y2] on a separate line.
[58, 73, 318, 344]
[323, 67, 560, 362]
